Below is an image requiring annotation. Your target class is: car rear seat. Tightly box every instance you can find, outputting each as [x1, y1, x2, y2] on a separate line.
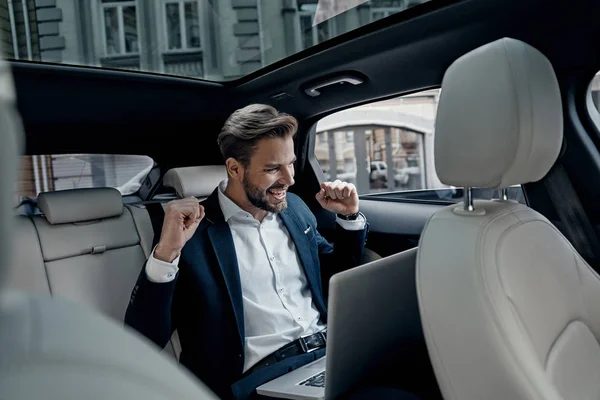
[163, 165, 226, 200]
[7, 166, 227, 361]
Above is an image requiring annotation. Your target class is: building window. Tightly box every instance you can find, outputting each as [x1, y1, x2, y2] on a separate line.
[298, 3, 336, 50]
[101, 0, 139, 56]
[163, 0, 201, 51]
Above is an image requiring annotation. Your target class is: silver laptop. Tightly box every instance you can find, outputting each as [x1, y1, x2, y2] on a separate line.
[256, 247, 419, 400]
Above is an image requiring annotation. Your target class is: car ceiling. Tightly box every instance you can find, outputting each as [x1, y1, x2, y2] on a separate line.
[10, 0, 600, 170]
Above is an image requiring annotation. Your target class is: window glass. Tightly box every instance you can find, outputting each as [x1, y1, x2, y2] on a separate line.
[185, 2, 200, 48]
[166, 3, 182, 50]
[15, 154, 154, 203]
[103, 6, 121, 55]
[3, 0, 435, 81]
[101, 1, 139, 56]
[315, 88, 526, 203]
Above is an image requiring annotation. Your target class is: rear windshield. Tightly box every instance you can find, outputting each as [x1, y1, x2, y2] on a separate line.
[16, 154, 154, 203]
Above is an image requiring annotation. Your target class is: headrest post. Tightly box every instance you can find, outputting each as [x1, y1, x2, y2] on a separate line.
[463, 187, 474, 212]
[500, 188, 509, 201]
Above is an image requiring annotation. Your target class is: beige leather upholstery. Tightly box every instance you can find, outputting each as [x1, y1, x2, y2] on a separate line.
[12, 192, 145, 321]
[38, 187, 123, 224]
[126, 202, 183, 360]
[7, 216, 49, 294]
[417, 38, 596, 400]
[126, 203, 154, 257]
[10, 194, 182, 359]
[435, 37, 563, 188]
[1, 290, 216, 400]
[0, 59, 216, 399]
[163, 165, 226, 198]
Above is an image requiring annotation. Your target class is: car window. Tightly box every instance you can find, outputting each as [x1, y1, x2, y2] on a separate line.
[3, 0, 435, 82]
[15, 154, 154, 203]
[314, 88, 526, 203]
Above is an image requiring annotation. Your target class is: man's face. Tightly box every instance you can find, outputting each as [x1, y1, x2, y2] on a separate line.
[242, 135, 296, 213]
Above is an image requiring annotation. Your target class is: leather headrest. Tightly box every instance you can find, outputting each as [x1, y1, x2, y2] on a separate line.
[163, 166, 227, 198]
[434, 37, 563, 188]
[38, 188, 123, 224]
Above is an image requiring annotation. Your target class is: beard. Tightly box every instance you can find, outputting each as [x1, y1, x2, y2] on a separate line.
[243, 171, 288, 213]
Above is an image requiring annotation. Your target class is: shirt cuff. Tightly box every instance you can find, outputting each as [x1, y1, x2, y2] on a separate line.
[335, 213, 366, 231]
[145, 244, 180, 283]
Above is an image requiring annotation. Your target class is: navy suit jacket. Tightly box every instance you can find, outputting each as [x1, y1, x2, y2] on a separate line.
[125, 189, 367, 400]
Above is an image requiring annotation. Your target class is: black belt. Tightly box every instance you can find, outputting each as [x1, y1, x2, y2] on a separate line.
[242, 331, 327, 377]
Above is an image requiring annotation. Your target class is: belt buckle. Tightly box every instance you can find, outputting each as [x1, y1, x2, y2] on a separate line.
[299, 331, 326, 353]
[299, 334, 318, 353]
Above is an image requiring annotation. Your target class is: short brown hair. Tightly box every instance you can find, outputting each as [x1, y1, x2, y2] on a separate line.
[217, 104, 298, 167]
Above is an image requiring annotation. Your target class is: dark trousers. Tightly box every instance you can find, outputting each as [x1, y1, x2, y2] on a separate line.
[231, 348, 421, 400]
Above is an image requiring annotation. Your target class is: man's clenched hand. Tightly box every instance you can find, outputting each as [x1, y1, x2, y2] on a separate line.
[154, 197, 205, 262]
[315, 180, 359, 216]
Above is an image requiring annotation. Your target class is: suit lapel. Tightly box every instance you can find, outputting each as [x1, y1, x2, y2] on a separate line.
[280, 208, 327, 314]
[202, 190, 245, 346]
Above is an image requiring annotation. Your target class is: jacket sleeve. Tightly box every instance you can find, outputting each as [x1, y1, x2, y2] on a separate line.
[124, 259, 181, 349]
[317, 221, 367, 272]
[293, 196, 368, 276]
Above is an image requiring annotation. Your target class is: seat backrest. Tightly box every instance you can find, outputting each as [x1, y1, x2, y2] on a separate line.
[8, 187, 182, 359]
[163, 165, 226, 199]
[8, 215, 49, 293]
[416, 38, 600, 400]
[30, 188, 145, 321]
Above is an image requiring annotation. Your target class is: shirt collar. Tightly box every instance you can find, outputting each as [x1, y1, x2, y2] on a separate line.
[217, 179, 247, 222]
[217, 179, 275, 222]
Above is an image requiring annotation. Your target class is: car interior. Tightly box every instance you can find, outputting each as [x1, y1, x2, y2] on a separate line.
[4, 0, 600, 399]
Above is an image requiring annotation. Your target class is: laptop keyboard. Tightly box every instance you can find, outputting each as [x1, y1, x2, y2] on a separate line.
[298, 371, 325, 388]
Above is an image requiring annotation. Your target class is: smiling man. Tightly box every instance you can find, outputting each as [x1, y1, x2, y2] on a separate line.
[125, 104, 367, 400]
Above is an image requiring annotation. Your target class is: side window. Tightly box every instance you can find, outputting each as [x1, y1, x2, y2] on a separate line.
[314, 89, 526, 204]
[15, 154, 154, 204]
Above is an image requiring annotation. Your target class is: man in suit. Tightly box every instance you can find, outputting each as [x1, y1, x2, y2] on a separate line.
[125, 104, 369, 400]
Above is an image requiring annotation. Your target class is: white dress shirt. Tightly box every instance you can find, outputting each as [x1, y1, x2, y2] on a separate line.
[146, 179, 365, 372]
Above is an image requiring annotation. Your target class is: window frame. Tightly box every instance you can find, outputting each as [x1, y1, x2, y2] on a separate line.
[100, 0, 140, 57]
[162, 0, 202, 54]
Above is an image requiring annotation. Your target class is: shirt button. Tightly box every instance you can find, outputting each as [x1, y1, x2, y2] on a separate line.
[270, 256, 275, 261]
[279, 288, 284, 293]
[297, 317, 302, 321]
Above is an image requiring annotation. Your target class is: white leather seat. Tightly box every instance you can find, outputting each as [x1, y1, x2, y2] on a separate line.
[33, 188, 148, 320]
[416, 37, 600, 400]
[7, 166, 228, 362]
[0, 60, 217, 399]
[163, 165, 227, 199]
[8, 186, 186, 359]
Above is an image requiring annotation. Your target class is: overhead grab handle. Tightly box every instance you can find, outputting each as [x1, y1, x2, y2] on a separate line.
[304, 74, 364, 97]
